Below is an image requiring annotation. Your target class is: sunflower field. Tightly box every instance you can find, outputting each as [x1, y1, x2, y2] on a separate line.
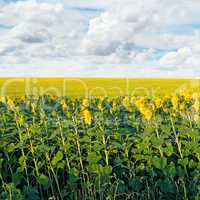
[0, 93, 199, 200]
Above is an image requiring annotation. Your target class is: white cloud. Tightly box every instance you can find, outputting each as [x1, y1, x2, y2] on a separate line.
[159, 47, 192, 66]
[0, 0, 85, 64]
[159, 44, 200, 74]
[81, 0, 161, 56]
[0, 0, 200, 77]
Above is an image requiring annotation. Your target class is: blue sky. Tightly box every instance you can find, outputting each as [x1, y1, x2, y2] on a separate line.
[0, 0, 200, 77]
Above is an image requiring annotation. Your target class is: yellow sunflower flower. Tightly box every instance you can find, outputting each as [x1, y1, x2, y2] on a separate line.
[192, 94, 199, 113]
[141, 107, 153, 121]
[154, 97, 162, 108]
[0, 96, 6, 103]
[81, 109, 92, 125]
[180, 91, 191, 102]
[110, 99, 117, 113]
[20, 96, 26, 103]
[31, 103, 36, 115]
[135, 97, 145, 109]
[61, 99, 68, 112]
[179, 103, 186, 111]
[171, 95, 179, 110]
[82, 98, 89, 108]
[123, 96, 133, 112]
[7, 97, 15, 110]
[97, 97, 104, 111]
[170, 110, 177, 118]
[123, 96, 130, 108]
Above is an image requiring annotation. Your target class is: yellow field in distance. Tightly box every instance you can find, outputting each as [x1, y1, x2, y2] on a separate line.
[0, 78, 199, 97]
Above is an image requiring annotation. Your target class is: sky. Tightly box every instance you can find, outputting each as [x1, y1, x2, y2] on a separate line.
[0, 0, 200, 77]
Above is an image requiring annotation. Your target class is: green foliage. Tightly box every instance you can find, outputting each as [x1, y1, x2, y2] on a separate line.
[0, 95, 199, 200]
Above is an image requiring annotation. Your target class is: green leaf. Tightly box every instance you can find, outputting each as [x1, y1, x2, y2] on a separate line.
[112, 142, 124, 150]
[188, 160, 197, 169]
[88, 152, 101, 164]
[152, 138, 162, 148]
[100, 165, 112, 175]
[168, 162, 176, 177]
[70, 167, 79, 177]
[37, 174, 49, 186]
[157, 178, 176, 194]
[165, 143, 174, 156]
[66, 111, 71, 118]
[12, 172, 23, 186]
[22, 186, 40, 200]
[161, 125, 171, 134]
[152, 156, 167, 170]
[57, 161, 65, 169]
[176, 166, 185, 177]
[129, 177, 143, 192]
[178, 158, 188, 167]
[7, 143, 16, 152]
[0, 159, 3, 169]
[88, 163, 99, 173]
[51, 151, 63, 166]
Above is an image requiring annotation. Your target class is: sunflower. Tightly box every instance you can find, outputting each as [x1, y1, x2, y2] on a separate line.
[192, 94, 199, 113]
[0, 96, 6, 103]
[82, 98, 89, 108]
[171, 95, 179, 110]
[81, 109, 92, 125]
[20, 96, 26, 103]
[181, 91, 191, 99]
[135, 97, 145, 110]
[97, 98, 104, 111]
[31, 103, 36, 115]
[80, 98, 92, 125]
[7, 97, 15, 110]
[123, 96, 130, 108]
[110, 99, 117, 113]
[179, 103, 186, 111]
[140, 107, 153, 121]
[61, 99, 68, 112]
[154, 97, 162, 108]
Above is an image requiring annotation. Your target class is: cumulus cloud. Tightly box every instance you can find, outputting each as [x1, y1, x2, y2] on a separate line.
[160, 48, 192, 66]
[159, 44, 200, 71]
[79, 0, 200, 74]
[81, 0, 161, 56]
[0, 0, 200, 77]
[0, 0, 86, 64]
